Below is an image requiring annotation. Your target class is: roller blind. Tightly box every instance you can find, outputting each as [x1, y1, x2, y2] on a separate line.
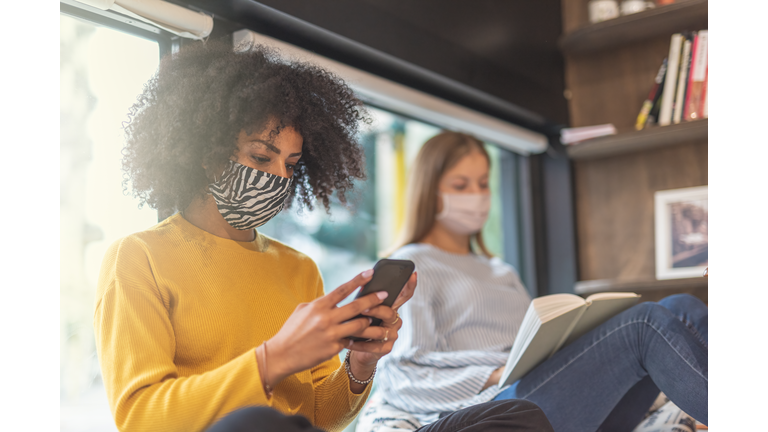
[71, 0, 213, 40]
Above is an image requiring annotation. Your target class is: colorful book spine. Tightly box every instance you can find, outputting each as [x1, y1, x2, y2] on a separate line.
[684, 30, 708, 121]
[682, 33, 700, 120]
[673, 34, 692, 124]
[647, 77, 666, 126]
[659, 33, 684, 126]
[701, 64, 708, 118]
[636, 59, 668, 130]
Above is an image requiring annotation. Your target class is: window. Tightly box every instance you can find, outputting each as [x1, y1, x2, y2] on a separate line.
[259, 106, 512, 294]
[60, 13, 159, 432]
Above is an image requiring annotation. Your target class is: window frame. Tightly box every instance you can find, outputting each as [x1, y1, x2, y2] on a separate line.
[61, 0, 180, 224]
[60, 1, 178, 59]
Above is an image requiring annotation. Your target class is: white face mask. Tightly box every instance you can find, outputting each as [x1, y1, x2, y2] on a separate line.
[436, 193, 491, 235]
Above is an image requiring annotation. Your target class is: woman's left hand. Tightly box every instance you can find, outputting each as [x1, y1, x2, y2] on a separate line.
[347, 272, 417, 368]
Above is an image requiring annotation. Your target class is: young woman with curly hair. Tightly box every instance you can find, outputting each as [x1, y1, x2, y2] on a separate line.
[93, 41, 553, 432]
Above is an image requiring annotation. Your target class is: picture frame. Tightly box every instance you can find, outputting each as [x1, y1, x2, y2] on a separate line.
[654, 186, 708, 280]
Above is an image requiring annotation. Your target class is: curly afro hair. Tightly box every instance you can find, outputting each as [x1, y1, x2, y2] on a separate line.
[122, 40, 370, 215]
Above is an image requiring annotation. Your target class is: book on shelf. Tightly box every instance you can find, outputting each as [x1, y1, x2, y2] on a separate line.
[702, 64, 708, 118]
[636, 59, 667, 130]
[646, 75, 666, 127]
[640, 30, 708, 129]
[498, 292, 641, 387]
[560, 124, 617, 145]
[684, 30, 708, 121]
[658, 33, 683, 126]
[673, 33, 693, 124]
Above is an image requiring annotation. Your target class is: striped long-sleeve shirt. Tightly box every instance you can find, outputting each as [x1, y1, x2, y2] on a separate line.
[376, 243, 532, 424]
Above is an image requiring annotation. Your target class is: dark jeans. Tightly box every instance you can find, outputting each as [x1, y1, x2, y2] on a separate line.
[493, 294, 708, 432]
[417, 399, 554, 432]
[207, 399, 554, 432]
[206, 407, 324, 432]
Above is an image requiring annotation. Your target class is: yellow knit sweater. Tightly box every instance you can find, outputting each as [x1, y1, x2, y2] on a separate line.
[94, 213, 370, 432]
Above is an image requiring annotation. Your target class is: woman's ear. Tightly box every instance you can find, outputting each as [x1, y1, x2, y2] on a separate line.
[203, 162, 222, 183]
[202, 163, 212, 181]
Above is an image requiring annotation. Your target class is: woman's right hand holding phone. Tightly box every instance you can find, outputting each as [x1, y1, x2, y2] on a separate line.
[261, 269, 389, 387]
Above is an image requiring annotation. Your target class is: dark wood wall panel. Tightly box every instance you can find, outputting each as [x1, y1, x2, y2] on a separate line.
[574, 140, 707, 281]
[210, 0, 571, 125]
[565, 35, 670, 131]
[561, 0, 590, 33]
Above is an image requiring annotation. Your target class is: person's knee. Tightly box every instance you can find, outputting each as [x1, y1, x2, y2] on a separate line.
[207, 406, 276, 432]
[664, 293, 697, 303]
[659, 293, 705, 312]
[499, 399, 553, 429]
[230, 406, 283, 423]
[626, 302, 679, 328]
[629, 301, 662, 317]
[504, 399, 541, 412]
[207, 406, 314, 432]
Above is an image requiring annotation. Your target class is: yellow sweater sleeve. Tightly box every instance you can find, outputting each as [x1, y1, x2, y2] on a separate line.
[94, 238, 269, 432]
[311, 358, 371, 431]
[308, 272, 372, 431]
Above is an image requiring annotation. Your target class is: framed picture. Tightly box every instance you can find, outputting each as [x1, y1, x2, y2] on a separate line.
[654, 186, 708, 279]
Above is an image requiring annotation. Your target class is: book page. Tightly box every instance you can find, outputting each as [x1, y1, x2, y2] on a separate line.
[499, 304, 586, 387]
[506, 305, 540, 362]
[561, 294, 640, 348]
[534, 293, 585, 322]
[584, 292, 640, 302]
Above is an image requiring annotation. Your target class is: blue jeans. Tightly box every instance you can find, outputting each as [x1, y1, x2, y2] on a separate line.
[494, 294, 708, 432]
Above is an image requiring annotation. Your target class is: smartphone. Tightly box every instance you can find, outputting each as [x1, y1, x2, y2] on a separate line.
[348, 258, 415, 341]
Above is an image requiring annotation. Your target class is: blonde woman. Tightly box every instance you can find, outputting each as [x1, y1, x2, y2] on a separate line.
[361, 131, 708, 432]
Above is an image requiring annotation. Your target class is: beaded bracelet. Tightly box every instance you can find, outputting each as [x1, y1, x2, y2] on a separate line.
[344, 350, 376, 385]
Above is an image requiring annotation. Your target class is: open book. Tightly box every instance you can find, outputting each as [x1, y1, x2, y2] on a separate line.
[498, 292, 641, 388]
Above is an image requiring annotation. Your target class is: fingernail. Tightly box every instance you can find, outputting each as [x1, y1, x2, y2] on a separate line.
[376, 291, 389, 300]
[368, 318, 373, 324]
[362, 269, 374, 278]
[348, 339, 354, 347]
[363, 308, 370, 313]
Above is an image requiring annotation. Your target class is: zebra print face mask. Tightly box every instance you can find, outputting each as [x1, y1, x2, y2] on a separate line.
[209, 161, 293, 230]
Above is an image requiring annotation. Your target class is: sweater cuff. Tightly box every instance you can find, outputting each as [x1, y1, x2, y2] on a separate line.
[470, 365, 501, 396]
[346, 365, 373, 408]
[234, 347, 272, 406]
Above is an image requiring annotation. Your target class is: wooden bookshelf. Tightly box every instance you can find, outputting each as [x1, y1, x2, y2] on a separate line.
[575, 276, 707, 295]
[560, 0, 708, 55]
[561, 0, 708, 302]
[575, 277, 707, 303]
[567, 119, 707, 160]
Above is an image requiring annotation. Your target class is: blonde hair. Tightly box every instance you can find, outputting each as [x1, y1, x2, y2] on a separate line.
[384, 131, 493, 257]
